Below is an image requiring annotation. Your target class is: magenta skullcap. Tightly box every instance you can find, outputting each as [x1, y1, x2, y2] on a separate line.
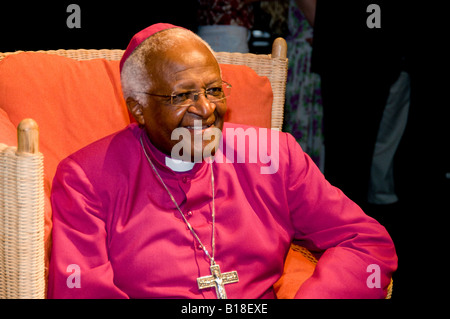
[119, 23, 183, 72]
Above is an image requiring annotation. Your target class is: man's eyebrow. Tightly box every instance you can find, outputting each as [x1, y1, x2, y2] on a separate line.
[172, 79, 222, 90]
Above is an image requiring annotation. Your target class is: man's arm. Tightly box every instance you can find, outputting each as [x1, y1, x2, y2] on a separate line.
[284, 134, 397, 298]
[48, 157, 129, 298]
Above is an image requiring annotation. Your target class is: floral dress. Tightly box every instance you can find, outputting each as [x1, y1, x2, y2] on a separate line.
[283, 0, 324, 171]
[197, 0, 254, 29]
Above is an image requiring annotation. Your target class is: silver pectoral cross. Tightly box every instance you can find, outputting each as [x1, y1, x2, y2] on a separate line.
[197, 264, 239, 299]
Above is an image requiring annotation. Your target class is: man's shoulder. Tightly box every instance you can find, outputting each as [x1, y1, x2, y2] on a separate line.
[61, 123, 140, 169]
[221, 122, 292, 148]
[222, 122, 290, 139]
[219, 122, 296, 175]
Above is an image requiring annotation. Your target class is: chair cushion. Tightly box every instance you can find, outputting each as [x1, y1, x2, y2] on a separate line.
[273, 245, 317, 298]
[0, 108, 17, 147]
[220, 63, 273, 129]
[0, 52, 131, 183]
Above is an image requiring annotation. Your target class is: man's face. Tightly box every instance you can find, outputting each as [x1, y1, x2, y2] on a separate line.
[135, 39, 226, 161]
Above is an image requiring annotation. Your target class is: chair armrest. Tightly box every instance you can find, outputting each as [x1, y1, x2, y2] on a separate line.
[0, 118, 45, 299]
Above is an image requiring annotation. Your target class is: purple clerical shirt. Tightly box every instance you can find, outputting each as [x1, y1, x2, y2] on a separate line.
[48, 123, 397, 298]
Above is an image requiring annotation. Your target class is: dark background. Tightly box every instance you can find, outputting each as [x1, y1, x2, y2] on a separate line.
[0, 1, 199, 52]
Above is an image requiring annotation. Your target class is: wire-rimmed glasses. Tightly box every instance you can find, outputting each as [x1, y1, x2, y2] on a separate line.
[138, 81, 232, 107]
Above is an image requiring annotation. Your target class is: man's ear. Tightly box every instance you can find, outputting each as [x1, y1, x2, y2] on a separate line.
[126, 97, 145, 125]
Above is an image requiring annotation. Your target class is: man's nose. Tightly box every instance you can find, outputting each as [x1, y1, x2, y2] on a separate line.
[189, 93, 216, 117]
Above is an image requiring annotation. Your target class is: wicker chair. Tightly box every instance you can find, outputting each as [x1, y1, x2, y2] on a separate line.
[0, 39, 393, 299]
[0, 120, 44, 298]
[0, 39, 288, 299]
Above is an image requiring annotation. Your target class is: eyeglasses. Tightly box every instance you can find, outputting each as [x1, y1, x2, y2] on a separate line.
[138, 81, 232, 107]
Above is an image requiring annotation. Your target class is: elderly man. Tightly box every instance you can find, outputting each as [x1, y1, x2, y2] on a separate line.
[48, 23, 397, 299]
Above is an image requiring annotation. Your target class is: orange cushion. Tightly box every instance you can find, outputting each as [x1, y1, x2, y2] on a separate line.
[0, 108, 17, 147]
[220, 64, 273, 129]
[273, 246, 317, 299]
[0, 53, 131, 183]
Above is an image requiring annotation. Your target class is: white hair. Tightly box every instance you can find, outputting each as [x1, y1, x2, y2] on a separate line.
[120, 28, 217, 105]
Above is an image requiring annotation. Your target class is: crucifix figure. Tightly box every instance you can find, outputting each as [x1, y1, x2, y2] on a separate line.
[197, 264, 239, 299]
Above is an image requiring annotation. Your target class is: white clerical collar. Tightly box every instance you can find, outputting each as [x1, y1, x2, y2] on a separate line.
[165, 157, 196, 172]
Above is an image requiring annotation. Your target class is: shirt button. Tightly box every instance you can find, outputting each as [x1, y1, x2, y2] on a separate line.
[186, 211, 193, 217]
[182, 176, 188, 183]
[197, 244, 203, 251]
